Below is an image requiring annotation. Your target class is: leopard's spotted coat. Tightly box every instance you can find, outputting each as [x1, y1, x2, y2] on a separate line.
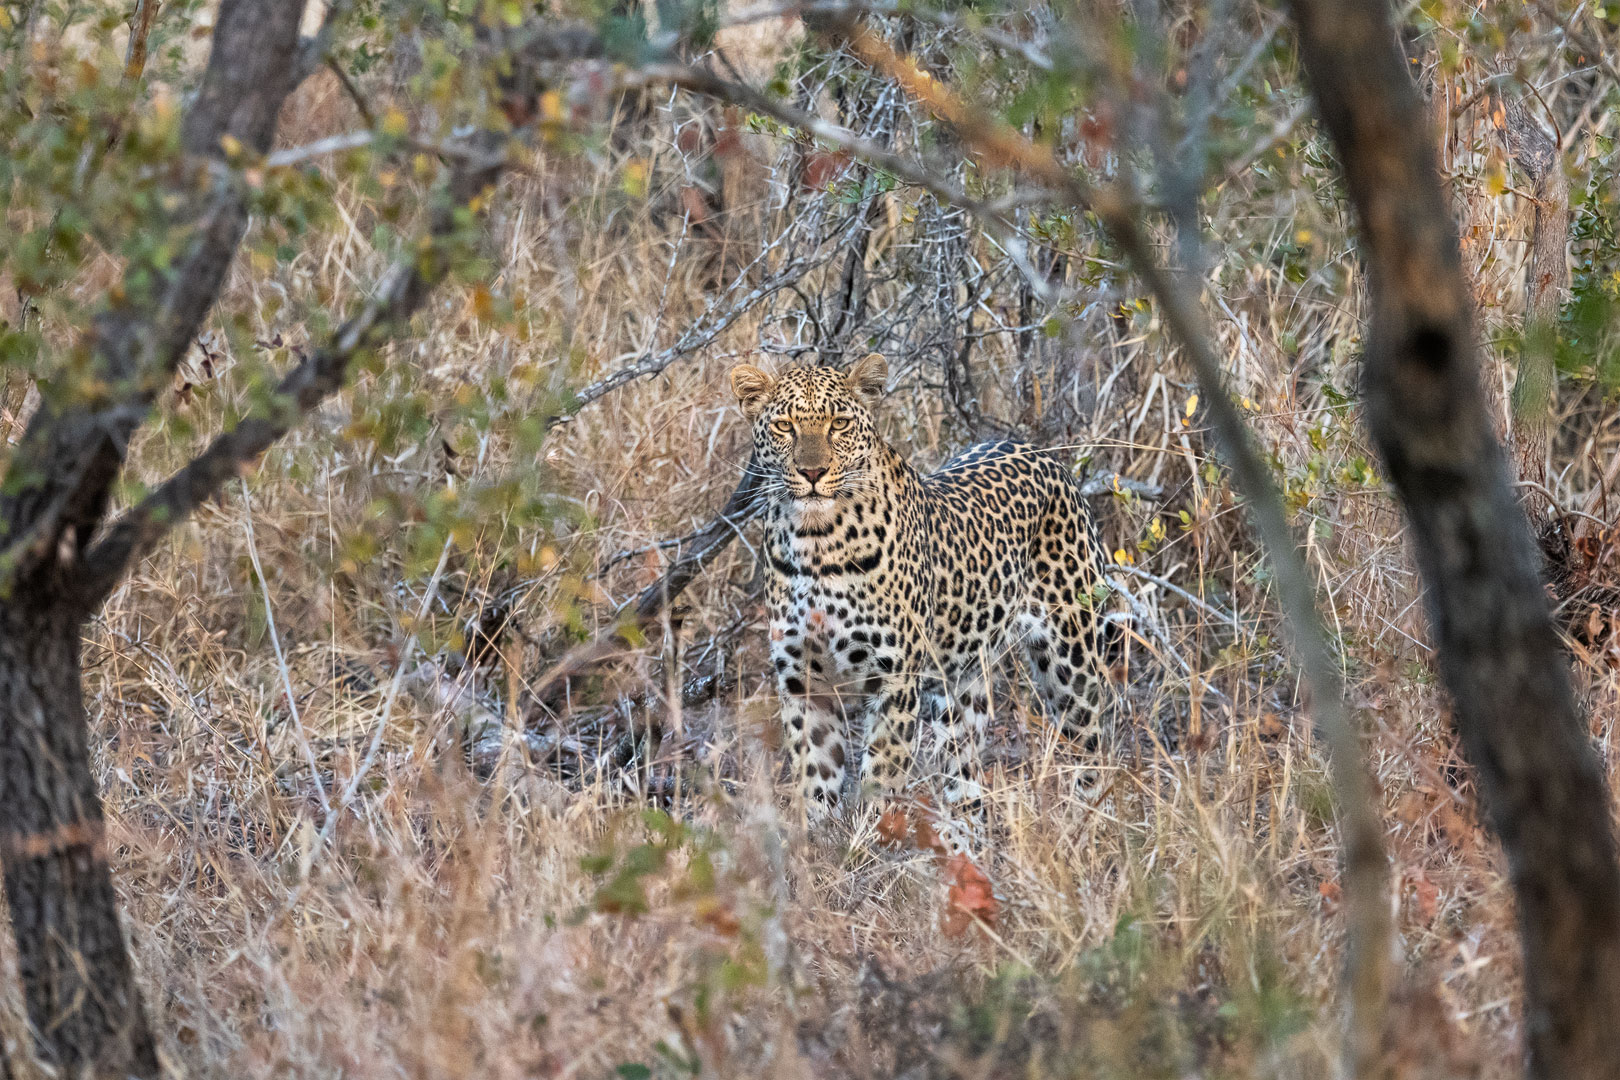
[731, 354, 1117, 817]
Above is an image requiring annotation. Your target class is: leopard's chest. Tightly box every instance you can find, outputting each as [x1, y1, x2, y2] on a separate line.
[768, 518, 905, 624]
[779, 536, 882, 616]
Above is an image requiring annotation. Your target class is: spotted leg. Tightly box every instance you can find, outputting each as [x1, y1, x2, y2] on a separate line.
[771, 619, 848, 819]
[927, 671, 991, 812]
[855, 643, 921, 802]
[1019, 583, 1118, 799]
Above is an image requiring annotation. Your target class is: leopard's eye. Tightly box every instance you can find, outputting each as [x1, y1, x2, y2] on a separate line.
[829, 416, 853, 433]
[771, 418, 794, 436]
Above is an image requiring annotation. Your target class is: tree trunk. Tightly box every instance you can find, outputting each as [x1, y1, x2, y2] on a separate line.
[0, 591, 159, 1078]
[0, 4, 308, 1070]
[1288, 3, 1620, 1078]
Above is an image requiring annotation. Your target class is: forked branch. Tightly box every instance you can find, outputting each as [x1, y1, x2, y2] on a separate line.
[81, 140, 509, 603]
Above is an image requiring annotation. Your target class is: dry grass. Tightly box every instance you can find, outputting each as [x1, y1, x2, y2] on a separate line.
[5, 17, 1619, 1080]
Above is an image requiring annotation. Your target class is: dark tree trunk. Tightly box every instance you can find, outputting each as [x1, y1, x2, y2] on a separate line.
[0, 3, 542, 1075]
[1288, 2, 1620, 1077]
[0, 2, 308, 1072]
[0, 591, 159, 1078]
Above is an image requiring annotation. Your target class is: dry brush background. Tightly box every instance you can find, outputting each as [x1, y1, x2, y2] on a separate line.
[4, 2, 1620, 1076]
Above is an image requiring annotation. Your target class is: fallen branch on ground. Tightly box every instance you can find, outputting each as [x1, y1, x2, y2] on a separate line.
[523, 464, 765, 722]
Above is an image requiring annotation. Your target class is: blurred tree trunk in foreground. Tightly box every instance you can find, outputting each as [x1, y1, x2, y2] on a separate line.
[1288, 1, 1620, 1077]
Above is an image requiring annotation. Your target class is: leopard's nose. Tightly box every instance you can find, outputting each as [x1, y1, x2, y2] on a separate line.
[799, 466, 827, 487]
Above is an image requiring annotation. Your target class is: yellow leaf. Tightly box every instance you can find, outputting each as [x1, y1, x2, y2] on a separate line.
[540, 90, 565, 125]
[622, 159, 650, 199]
[1484, 162, 1507, 197]
[381, 107, 409, 138]
[218, 133, 244, 159]
[1113, 548, 1135, 566]
[1184, 393, 1198, 417]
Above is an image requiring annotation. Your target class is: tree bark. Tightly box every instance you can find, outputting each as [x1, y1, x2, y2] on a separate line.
[0, 594, 158, 1077]
[0, 2, 308, 1073]
[1288, 3, 1620, 1077]
[0, 7, 558, 1068]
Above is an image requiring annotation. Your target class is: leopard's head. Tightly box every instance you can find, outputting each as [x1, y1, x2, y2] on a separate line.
[729, 354, 888, 510]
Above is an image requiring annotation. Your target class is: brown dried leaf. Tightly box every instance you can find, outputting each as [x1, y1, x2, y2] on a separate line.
[1318, 879, 1342, 916]
[1404, 869, 1441, 922]
[942, 855, 998, 938]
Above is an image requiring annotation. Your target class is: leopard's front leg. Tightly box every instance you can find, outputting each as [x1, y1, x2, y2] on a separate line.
[855, 643, 922, 801]
[769, 599, 847, 818]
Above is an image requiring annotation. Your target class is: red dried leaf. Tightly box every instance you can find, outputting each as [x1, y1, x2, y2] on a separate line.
[876, 807, 913, 847]
[679, 186, 711, 226]
[802, 150, 851, 191]
[696, 898, 740, 937]
[942, 854, 998, 938]
[1405, 869, 1440, 922]
[676, 124, 705, 153]
[911, 813, 947, 856]
[875, 802, 948, 855]
[712, 124, 742, 158]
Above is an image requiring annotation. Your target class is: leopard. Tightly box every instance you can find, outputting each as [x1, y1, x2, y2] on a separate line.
[730, 352, 1119, 823]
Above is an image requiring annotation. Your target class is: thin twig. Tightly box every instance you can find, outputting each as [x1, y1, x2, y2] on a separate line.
[325, 54, 377, 129]
[1110, 563, 1245, 632]
[240, 481, 331, 815]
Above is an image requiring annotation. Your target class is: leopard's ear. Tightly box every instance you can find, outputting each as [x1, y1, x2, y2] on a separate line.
[846, 352, 888, 403]
[729, 364, 776, 418]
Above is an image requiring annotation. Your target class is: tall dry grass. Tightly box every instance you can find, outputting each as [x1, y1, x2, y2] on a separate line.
[3, 13, 1617, 1080]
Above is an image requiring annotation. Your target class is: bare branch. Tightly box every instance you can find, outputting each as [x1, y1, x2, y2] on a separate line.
[264, 130, 491, 169]
[1108, 563, 1244, 633]
[552, 229, 839, 422]
[326, 54, 378, 129]
[723, 0, 1055, 72]
[631, 63, 1017, 223]
[81, 142, 508, 601]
